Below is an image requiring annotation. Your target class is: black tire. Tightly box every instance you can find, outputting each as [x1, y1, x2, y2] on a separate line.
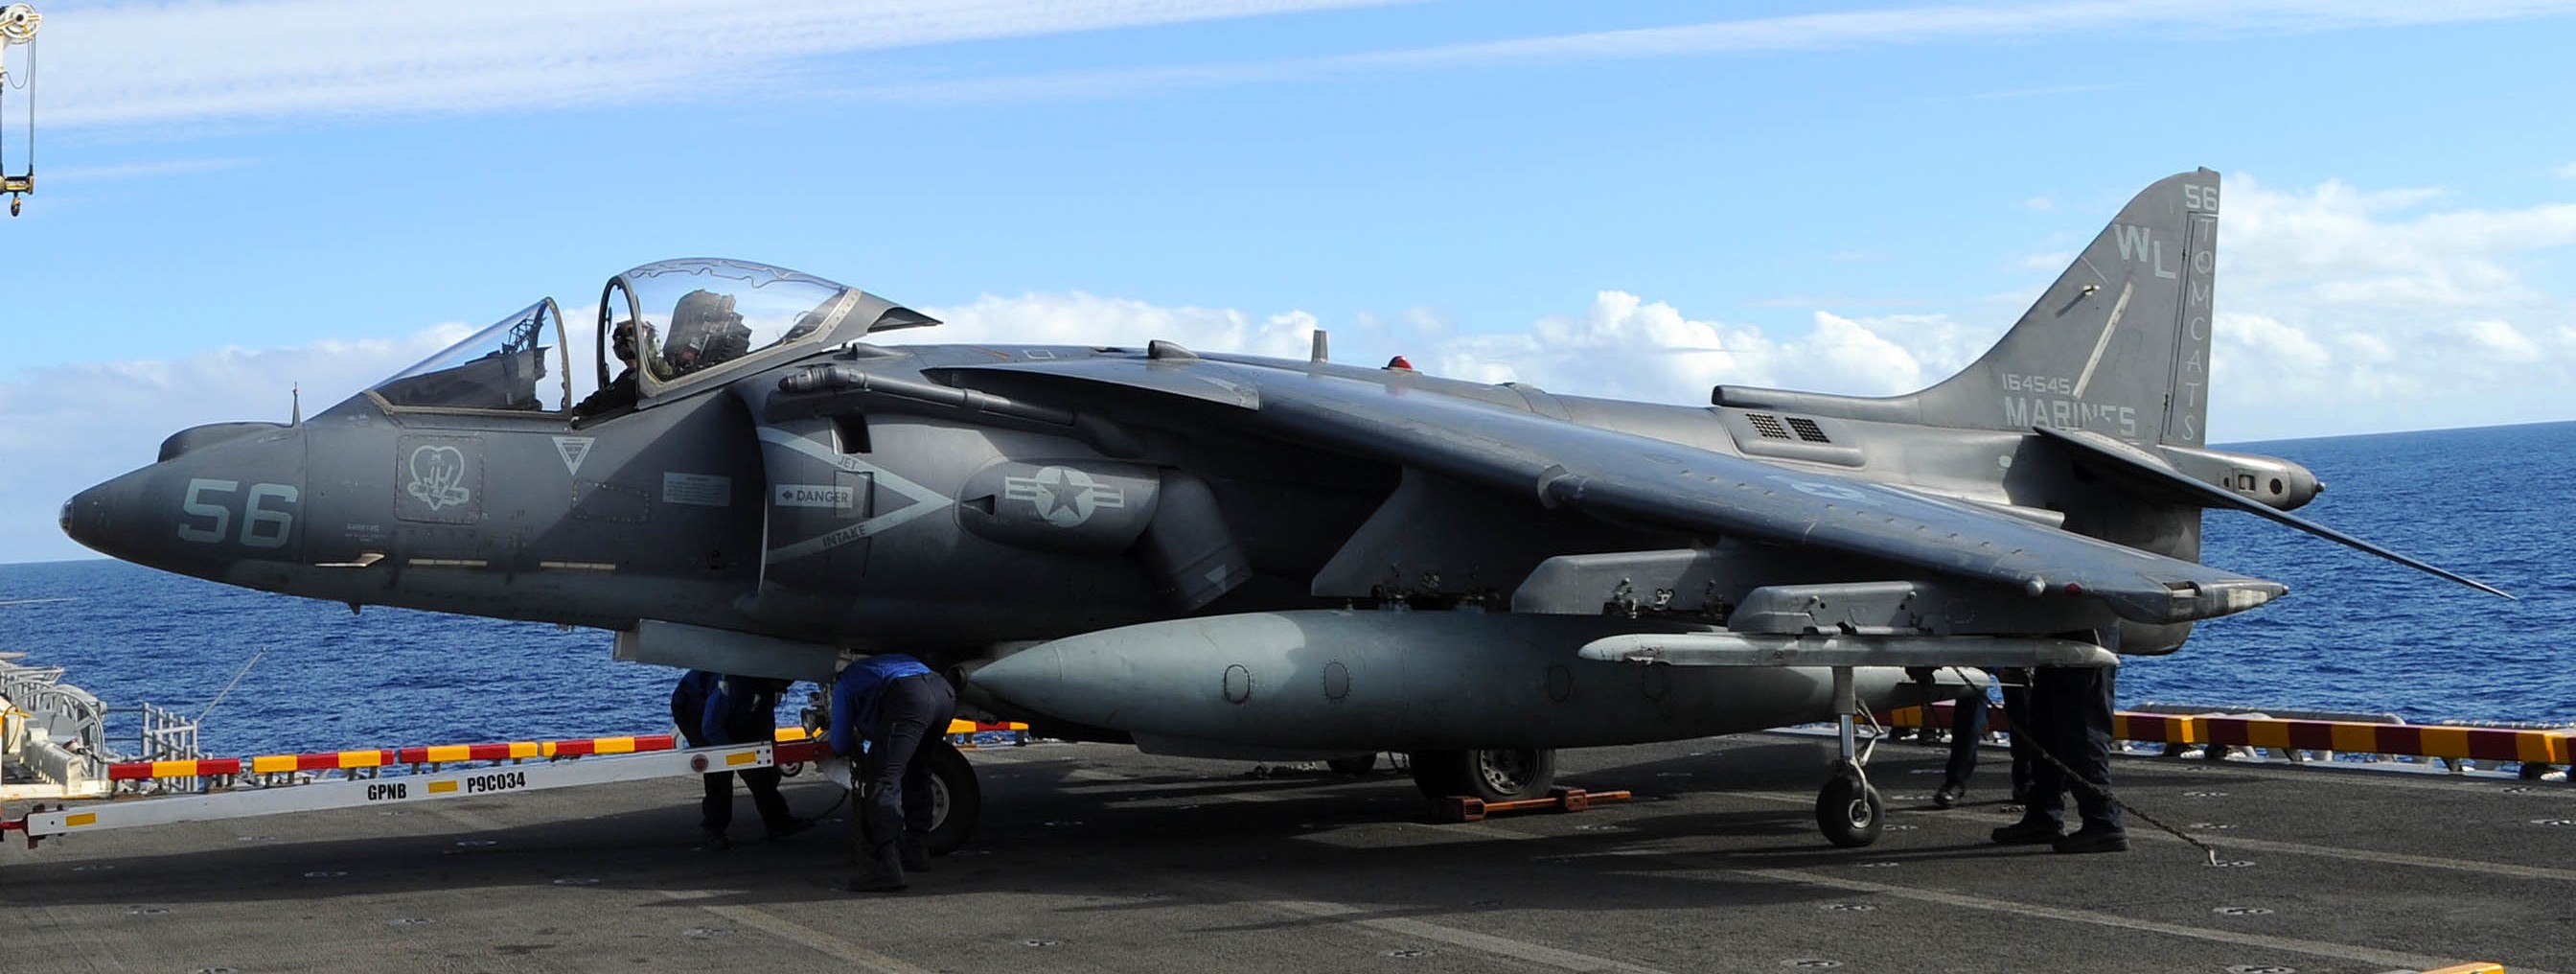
[1816, 773, 1884, 848]
[1327, 754, 1379, 777]
[1408, 750, 1467, 800]
[1408, 749, 1557, 801]
[918, 739, 982, 855]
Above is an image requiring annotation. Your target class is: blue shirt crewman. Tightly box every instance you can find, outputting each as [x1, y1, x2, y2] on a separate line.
[673, 670, 811, 848]
[830, 653, 957, 893]
[1932, 667, 2034, 808]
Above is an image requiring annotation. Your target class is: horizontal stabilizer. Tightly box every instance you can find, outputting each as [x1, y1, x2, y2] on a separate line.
[2034, 427, 2513, 599]
[1578, 633, 2119, 668]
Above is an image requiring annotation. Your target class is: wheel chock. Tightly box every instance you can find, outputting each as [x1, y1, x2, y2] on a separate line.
[1439, 787, 1633, 823]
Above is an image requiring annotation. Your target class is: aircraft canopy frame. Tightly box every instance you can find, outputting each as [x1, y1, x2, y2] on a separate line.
[598, 259, 860, 403]
[364, 298, 571, 415]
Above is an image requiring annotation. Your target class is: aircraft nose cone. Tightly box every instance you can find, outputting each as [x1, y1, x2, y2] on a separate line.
[59, 480, 126, 557]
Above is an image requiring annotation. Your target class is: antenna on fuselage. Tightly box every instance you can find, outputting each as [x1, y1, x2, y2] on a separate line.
[290, 383, 301, 426]
[1311, 329, 1330, 363]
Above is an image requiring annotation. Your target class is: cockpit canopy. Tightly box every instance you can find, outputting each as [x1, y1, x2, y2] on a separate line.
[360, 259, 937, 416]
[372, 299, 567, 412]
[603, 258, 937, 399]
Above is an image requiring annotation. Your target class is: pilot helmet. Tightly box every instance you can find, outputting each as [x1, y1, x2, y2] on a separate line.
[668, 290, 748, 372]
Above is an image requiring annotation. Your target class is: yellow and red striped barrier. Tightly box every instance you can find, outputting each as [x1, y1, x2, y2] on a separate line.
[109, 732, 686, 782]
[108, 723, 1039, 783]
[1882, 702, 2014, 733]
[105, 757, 243, 781]
[1878, 705, 2571, 766]
[541, 734, 675, 758]
[248, 749, 396, 775]
[2113, 711, 2199, 745]
[2198, 717, 2565, 765]
[396, 742, 543, 764]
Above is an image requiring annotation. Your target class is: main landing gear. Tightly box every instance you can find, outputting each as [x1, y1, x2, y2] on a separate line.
[1815, 665, 1885, 848]
[1408, 748, 1558, 803]
[918, 739, 984, 855]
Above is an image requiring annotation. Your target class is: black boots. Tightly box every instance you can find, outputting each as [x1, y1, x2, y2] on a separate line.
[897, 833, 932, 872]
[1990, 818, 2063, 845]
[2052, 822, 2130, 854]
[850, 843, 908, 893]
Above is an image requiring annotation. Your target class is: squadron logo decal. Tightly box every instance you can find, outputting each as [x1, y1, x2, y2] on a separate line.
[1003, 466, 1127, 527]
[405, 445, 473, 511]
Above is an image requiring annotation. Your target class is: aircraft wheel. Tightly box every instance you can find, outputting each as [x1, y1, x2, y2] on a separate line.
[1815, 772, 1884, 848]
[919, 739, 982, 856]
[1409, 749, 1557, 801]
[1327, 754, 1379, 777]
[1408, 751, 1467, 799]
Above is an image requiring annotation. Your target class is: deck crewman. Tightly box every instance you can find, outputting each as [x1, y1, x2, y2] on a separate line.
[1991, 664, 2128, 853]
[1931, 667, 2034, 808]
[673, 670, 811, 849]
[829, 653, 958, 893]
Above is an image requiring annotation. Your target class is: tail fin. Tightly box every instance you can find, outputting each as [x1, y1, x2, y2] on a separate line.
[1716, 168, 2220, 446]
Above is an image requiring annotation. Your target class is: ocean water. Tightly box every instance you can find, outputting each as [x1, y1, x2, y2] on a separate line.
[3, 420, 2572, 759]
[2122, 419, 2576, 725]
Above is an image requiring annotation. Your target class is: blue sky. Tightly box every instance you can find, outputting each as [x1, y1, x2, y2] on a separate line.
[3, 0, 2575, 562]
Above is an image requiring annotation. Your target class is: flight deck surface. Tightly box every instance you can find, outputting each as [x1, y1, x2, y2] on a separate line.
[5, 734, 2568, 974]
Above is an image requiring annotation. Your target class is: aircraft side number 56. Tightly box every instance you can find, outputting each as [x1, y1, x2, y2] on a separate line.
[177, 477, 298, 549]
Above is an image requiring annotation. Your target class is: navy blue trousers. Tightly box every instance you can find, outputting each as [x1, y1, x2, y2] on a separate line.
[858, 673, 958, 847]
[2020, 666, 2122, 829]
[1943, 673, 2035, 796]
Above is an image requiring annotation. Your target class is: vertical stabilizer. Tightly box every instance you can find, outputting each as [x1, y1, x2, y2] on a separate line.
[1715, 169, 2221, 446]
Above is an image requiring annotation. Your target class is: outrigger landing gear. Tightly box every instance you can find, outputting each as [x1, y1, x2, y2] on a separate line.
[1815, 665, 1884, 848]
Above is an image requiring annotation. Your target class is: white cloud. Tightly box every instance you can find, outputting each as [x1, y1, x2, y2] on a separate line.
[13, 171, 2576, 561]
[36, 1, 2576, 128]
[920, 289, 1943, 407]
[2453, 319, 2544, 362]
[2555, 161, 2576, 179]
[925, 290, 1318, 360]
[915, 174, 2576, 443]
[40, 157, 259, 184]
[38, 0, 1413, 129]
[0, 328, 465, 562]
[2206, 174, 2576, 436]
[853, 0, 2576, 102]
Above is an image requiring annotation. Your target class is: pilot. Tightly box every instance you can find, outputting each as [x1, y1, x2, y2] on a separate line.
[827, 653, 958, 893]
[573, 320, 640, 416]
[1990, 664, 2127, 853]
[665, 290, 753, 375]
[673, 670, 812, 849]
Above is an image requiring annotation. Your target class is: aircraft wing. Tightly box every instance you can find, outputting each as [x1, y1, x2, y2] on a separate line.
[929, 354, 2287, 626]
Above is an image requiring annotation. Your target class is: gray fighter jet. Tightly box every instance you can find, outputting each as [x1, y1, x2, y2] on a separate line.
[61, 170, 2500, 849]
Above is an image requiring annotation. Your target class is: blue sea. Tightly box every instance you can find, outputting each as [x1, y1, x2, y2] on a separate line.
[4, 420, 2573, 759]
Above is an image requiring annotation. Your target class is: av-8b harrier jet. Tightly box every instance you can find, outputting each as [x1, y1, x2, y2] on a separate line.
[62, 170, 2500, 849]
